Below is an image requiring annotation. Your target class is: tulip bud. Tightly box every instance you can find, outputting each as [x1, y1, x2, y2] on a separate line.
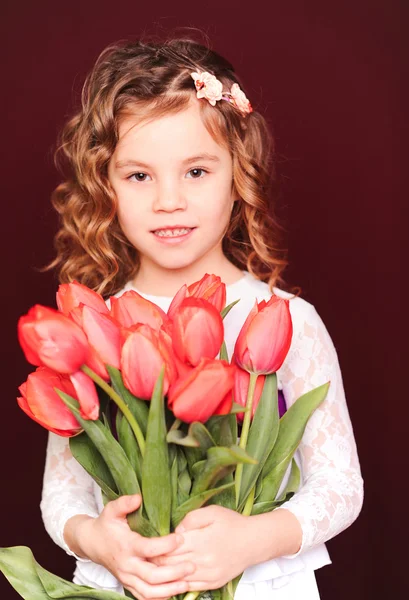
[56, 281, 109, 316]
[17, 367, 84, 436]
[121, 324, 177, 399]
[110, 290, 169, 331]
[172, 297, 224, 367]
[168, 358, 235, 423]
[18, 305, 89, 374]
[168, 273, 226, 319]
[234, 295, 293, 374]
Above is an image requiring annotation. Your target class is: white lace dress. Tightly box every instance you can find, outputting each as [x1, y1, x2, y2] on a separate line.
[40, 271, 364, 599]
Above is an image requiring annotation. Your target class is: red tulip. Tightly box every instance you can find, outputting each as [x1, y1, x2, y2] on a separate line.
[110, 290, 169, 331]
[168, 358, 235, 423]
[56, 281, 109, 316]
[121, 324, 177, 399]
[69, 305, 121, 380]
[18, 305, 89, 374]
[168, 273, 226, 319]
[172, 297, 224, 367]
[234, 367, 266, 423]
[17, 367, 98, 436]
[234, 295, 293, 374]
[69, 370, 100, 420]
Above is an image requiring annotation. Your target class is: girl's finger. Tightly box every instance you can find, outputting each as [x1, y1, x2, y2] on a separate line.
[125, 575, 189, 599]
[135, 532, 183, 558]
[153, 552, 193, 567]
[130, 556, 196, 585]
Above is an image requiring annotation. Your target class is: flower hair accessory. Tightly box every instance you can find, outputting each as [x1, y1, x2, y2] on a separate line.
[191, 71, 253, 116]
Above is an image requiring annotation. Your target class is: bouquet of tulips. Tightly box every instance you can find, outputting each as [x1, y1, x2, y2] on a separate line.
[0, 274, 329, 600]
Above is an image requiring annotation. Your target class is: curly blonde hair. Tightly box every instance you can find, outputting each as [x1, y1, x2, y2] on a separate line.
[42, 33, 301, 299]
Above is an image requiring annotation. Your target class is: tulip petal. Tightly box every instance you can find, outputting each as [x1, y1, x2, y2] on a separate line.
[56, 281, 109, 315]
[69, 371, 100, 420]
[82, 306, 121, 369]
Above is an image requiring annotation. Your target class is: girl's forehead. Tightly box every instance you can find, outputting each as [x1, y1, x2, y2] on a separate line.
[114, 102, 229, 159]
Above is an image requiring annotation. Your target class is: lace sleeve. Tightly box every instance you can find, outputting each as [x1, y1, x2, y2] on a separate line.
[40, 432, 100, 561]
[277, 301, 364, 556]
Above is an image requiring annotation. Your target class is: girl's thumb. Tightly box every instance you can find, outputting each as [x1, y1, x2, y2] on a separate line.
[110, 494, 142, 518]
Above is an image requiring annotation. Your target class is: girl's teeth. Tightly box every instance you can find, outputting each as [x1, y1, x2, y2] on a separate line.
[154, 228, 192, 237]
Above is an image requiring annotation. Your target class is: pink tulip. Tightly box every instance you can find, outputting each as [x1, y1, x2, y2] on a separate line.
[168, 358, 235, 423]
[172, 297, 224, 367]
[121, 324, 177, 399]
[168, 273, 226, 319]
[234, 295, 293, 374]
[234, 367, 266, 423]
[18, 305, 89, 374]
[17, 367, 98, 436]
[56, 280, 109, 316]
[110, 290, 169, 331]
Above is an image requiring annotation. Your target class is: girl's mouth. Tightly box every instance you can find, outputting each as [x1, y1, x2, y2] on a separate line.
[153, 227, 194, 237]
[151, 227, 196, 244]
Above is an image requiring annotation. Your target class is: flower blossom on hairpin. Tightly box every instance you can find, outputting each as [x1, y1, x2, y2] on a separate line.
[230, 83, 253, 115]
[191, 70, 253, 116]
[191, 71, 223, 106]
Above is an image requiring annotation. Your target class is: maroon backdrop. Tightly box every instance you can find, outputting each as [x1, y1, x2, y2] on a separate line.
[1, 1, 407, 598]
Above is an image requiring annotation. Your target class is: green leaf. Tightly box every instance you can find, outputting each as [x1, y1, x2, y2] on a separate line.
[0, 546, 126, 599]
[57, 390, 151, 537]
[276, 458, 300, 502]
[107, 365, 149, 436]
[170, 455, 179, 513]
[207, 414, 236, 446]
[116, 411, 143, 488]
[238, 373, 279, 511]
[188, 422, 216, 450]
[56, 390, 140, 498]
[171, 482, 235, 528]
[69, 433, 118, 501]
[230, 402, 249, 415]
[166, 430, 200, 447]
[219, 340, 228, 361]
[192, 446, 257, 496]
[203, 416, 237, 508]
[101, 412, 112, 432]
[259, 382, 330, 503]
[221, 298, 240, 319]
[178, 470, 191, 499]
[141, 367, 172, 535]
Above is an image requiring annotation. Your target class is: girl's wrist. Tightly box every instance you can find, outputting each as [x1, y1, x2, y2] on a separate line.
[245, 508, 303, 564]
[63, 514, 96, 559]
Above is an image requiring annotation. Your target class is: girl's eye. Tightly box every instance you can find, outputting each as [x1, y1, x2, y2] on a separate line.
[186, 168, 207, 179]
[128, 172, 151, 183]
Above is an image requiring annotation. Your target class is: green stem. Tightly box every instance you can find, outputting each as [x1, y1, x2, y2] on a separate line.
[170, 418, 182, 432]
[81, 364, 145, 456]
[241, 484, 255, 516]
[235, 372, 258, 506]
[181, 593, 201, 600]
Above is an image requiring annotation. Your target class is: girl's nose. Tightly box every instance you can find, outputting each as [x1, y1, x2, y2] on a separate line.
[153, 183, 187, 212]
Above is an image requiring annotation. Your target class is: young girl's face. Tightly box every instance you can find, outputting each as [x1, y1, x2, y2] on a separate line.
[107, 98, 237, 281]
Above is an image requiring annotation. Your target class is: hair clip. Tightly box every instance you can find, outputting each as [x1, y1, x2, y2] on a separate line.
[191, 71, 253, 116]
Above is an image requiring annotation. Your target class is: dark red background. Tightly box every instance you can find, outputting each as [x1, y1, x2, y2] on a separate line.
[1, 1, 407, 598]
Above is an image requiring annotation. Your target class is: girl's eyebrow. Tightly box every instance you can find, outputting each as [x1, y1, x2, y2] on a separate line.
[115, 153, 221, 169]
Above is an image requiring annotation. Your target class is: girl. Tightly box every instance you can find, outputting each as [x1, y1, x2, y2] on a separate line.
[40, 35, 364, 600]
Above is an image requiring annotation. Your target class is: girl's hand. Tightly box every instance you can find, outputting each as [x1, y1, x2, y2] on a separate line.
[152, 505, 255, 592]
[64, 494, 195, 600]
